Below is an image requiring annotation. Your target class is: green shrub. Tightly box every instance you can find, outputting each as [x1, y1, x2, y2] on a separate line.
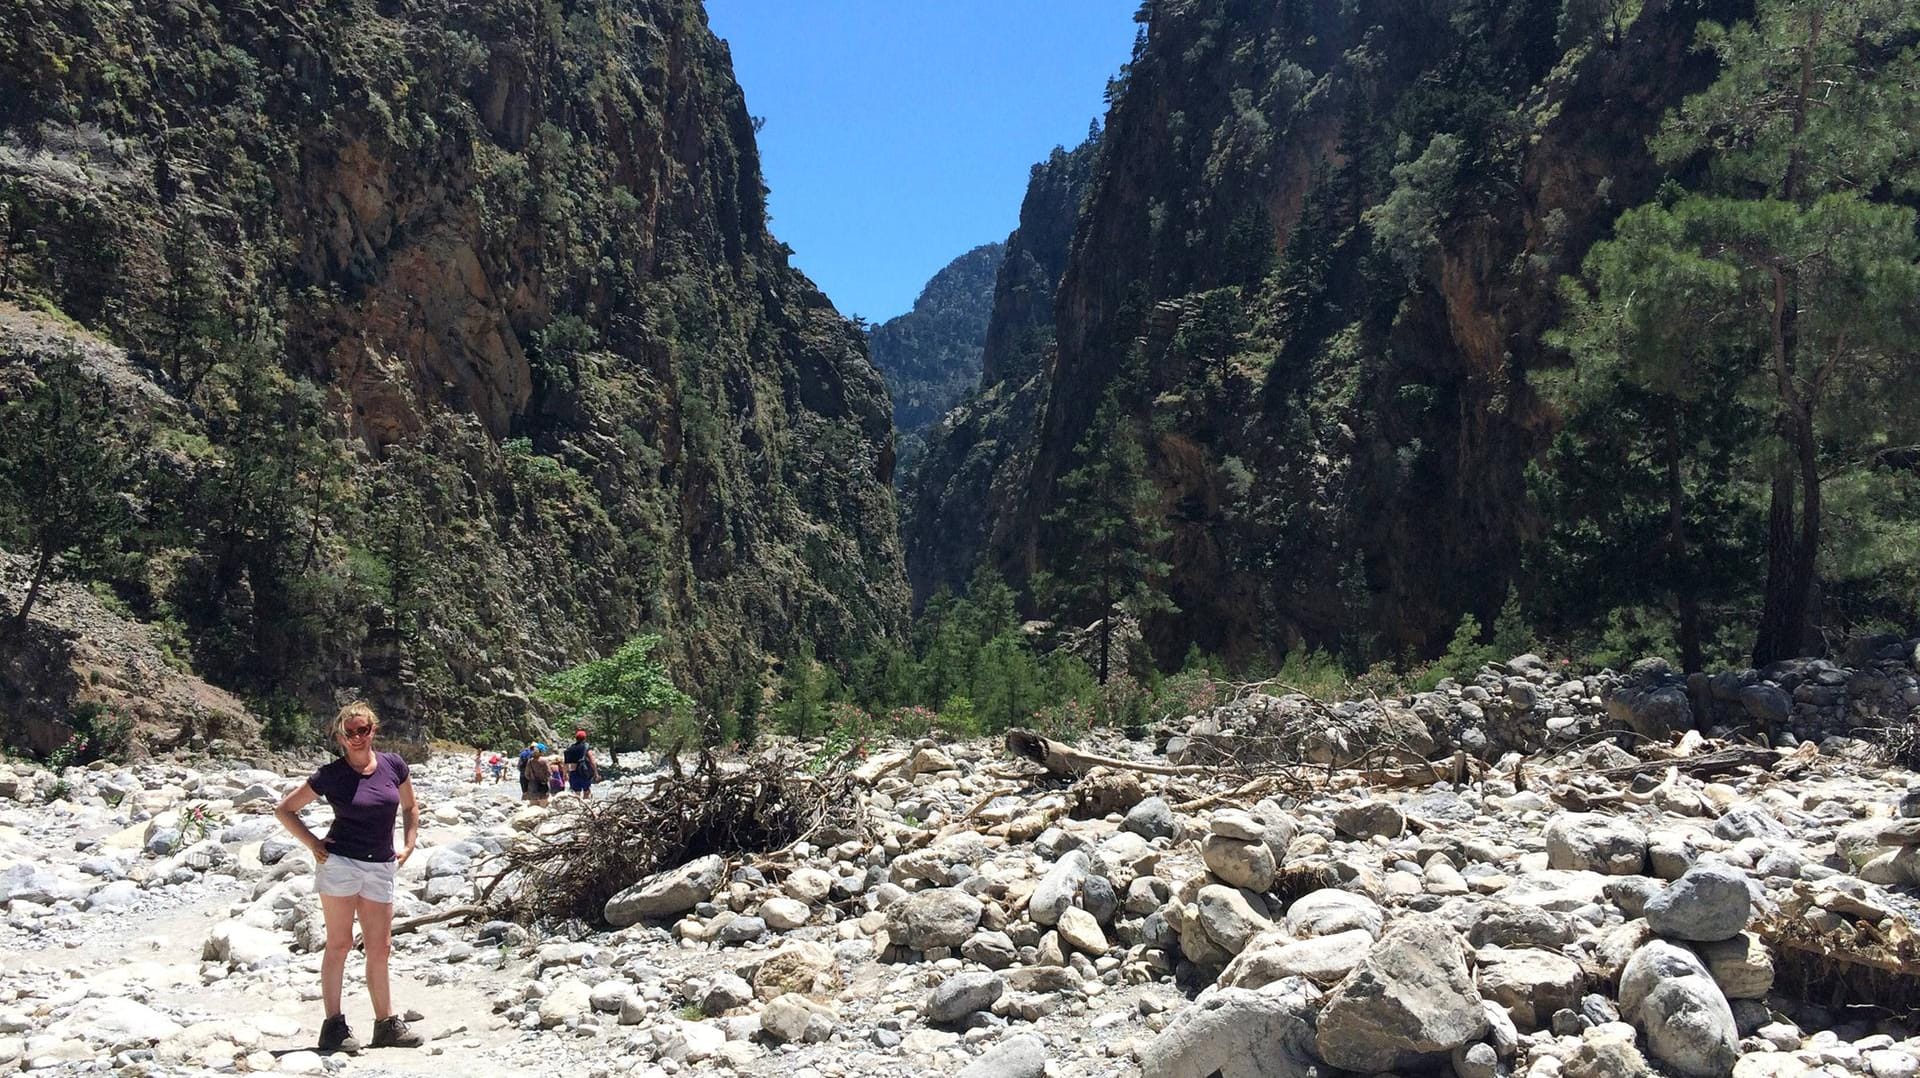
[937, 694, 979, 737]
[1415, 614, 1496, 691]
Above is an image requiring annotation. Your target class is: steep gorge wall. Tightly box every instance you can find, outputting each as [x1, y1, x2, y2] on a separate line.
[0, 0, 906, 736]
[905, 0, 1737, 662]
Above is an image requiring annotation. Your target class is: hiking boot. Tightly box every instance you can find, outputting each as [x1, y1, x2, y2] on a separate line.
[317, 1014, 362, 1053]
[370, 1015, 424, 1048]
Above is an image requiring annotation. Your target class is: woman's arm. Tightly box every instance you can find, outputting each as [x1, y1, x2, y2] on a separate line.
[274, 783, 327, 860]
[397, 777, 420, 865]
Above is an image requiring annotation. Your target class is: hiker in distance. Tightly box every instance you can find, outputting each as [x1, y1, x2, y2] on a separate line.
[273, 703, 426, 1052]
[563, 728, 601, 798]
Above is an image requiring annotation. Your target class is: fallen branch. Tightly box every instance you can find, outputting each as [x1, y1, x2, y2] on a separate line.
[1004, 729, 1211, 778]
[393, 904, 478, 936]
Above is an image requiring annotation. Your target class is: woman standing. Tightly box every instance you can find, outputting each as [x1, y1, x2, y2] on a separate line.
[274, 703, 426, 1052]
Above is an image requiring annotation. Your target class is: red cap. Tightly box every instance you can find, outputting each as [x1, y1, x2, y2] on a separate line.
[574, 729, 588, 739]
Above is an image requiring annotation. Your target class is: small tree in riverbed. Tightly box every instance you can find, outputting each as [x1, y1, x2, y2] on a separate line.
[0, 351, 135, 637]
[536, 634, 693, 759]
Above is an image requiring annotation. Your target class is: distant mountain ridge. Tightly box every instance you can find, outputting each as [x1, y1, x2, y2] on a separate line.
[867, 243, 1004, 482]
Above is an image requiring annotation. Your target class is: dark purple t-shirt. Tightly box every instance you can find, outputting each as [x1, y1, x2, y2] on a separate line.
[307, 751, 410, 862]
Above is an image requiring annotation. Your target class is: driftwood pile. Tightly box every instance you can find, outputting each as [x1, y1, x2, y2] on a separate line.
[484, 750, 865, 927]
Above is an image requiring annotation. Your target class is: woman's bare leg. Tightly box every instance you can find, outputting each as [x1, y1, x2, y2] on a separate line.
[358, 895, 396, 1019]
[319, 893, 359, 1019]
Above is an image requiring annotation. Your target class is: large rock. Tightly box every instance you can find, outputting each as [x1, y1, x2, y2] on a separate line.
[957, 1034, 1048, 1078]
[1604, 659, 1694, 740]
[537, 978, 592, 1027]
[752, 941, 841, 1001]
[1545, 813, 1648, 875]
[1196, 885, 1273, 955]
[1218, 928, 1373, 989]
[1644, 862, 1752, 943]
[760, 993, 834, 1044]
[1333, 799, 1406, 841]
[1029, 850, 1089, 927]
[1201, 834, 1276, 892]
[603, 854, 725, 926]
[923, 972, 1005, 1024]
[1140, 982, 1322, 1078]
[1303, 701, 1436, 766]
[1124, 797, 1178, 840]
[0, 862, 66, 905]
[1284, 888, 1384, 939]
[50, 998, 183, 1046]
[1619, 941, 1739, 1078]
[886, 887, 983, 950]
[1476, 947, 1585, 1031]
[201, 920, 285, 969]
[1696, 932, 1774, 999]
[1314, 915, 1487, 1072]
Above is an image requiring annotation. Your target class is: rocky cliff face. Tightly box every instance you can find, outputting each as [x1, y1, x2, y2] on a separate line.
[867, 242, 1003, 485]
[904, 0, 1734, 661]
[0, 0, 906, 737]
[902, 139, 1098, 605]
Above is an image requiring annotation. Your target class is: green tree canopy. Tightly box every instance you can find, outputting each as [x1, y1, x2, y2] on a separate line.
[536, 633, 694, 752]
[1041, 383, 1174, 683]
[0, 351, 136, 636]
[1553, 0, 1920, 664]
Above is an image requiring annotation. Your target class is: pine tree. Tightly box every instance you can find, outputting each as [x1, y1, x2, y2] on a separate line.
[973, 631, 1041, 733]
[1042, 386, 1175, 683]
[1555, 0, 1920, 664]
[0, 352, 135, 636]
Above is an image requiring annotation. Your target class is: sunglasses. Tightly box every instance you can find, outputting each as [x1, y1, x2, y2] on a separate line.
[343, 725, 376, 740]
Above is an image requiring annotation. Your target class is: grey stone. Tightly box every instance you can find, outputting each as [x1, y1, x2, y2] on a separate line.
[1210, 809, 1267, 842]
[715, 915, 766, 943]
[1619, 941, 1738, 1078]
[604, 854, 725, 926]
[1029, 851, 1089, 927]
[1476, 946, 1586, 1031]
[1139, 982, 1321, 1078]
[1465, 901, 1576, 949]
[1453, 1041, 1501, 1078]
[1218, 928, 1372, 989]
[1195, 885, 1273, 955]
[0, 863, 64, 905]
[1201, 834, 1276, 892]
[1604, 658, 1694, 740]
[1313, 915, 1487, 1072]
[1080, 874, 1118, 924]
[1124, 797, 1178, 840]
[1695, 932, 1774, 999]
[1284, 888, 1383, 939]
[701, 974, 754, 1014]
[1737, 684, 1792, 726]
[1711, 804, 1790, 843]
[961, 930, 1017, 969]
[760, 993, 833, 1044]
[886, 888, 984, 950]
[956, 1033, 1047, 1078]
[1644, 862, 1752, 942]
[923, 972, 1006, 1024]
[1333, 799, 1406, 840]
[1544, 813, 1647, 875]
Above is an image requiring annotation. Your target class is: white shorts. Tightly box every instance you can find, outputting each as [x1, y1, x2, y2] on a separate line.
[315, 855, 398, 904]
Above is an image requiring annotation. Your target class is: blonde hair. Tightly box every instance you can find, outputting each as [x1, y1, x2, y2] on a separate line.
[328, 701, 380, 741]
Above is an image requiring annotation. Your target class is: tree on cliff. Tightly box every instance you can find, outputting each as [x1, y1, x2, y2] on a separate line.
[1554, 0, 1920, 665]
[0, 352, 134, 637]
[1039, 386, 1173, 684]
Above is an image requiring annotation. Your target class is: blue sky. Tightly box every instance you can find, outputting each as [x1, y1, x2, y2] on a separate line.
[704, 2, 1138, 323]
